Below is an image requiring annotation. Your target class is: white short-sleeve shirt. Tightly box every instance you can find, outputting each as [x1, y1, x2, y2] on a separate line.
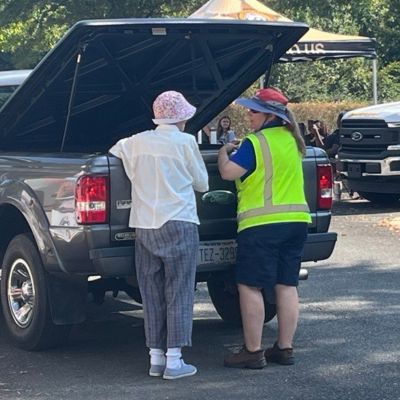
[109, 124, 209, 229]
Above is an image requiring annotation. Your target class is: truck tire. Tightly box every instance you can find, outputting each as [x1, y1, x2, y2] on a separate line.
[0, 234, 71, 350]
[207, 278, 276, 326]
[358, 192, 400, 205]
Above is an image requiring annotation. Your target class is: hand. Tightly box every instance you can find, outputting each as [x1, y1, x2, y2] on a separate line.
[310, 125, 319, 136]
[203, 126, 211, 136]
[224, 141, 239, 154]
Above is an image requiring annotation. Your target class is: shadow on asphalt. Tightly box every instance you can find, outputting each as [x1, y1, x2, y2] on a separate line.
[0, 260, 398, 400]
[2, 259, 398, 352]
[0, 288, 231, 351]
[332, 198, 400, 216]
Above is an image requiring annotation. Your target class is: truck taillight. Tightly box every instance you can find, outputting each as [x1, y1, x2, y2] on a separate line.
[75, 176, 108, 224]
[317, 164, 333, 209]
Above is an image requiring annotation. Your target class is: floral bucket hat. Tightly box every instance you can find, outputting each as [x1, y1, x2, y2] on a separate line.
[152, 91, 196, 125]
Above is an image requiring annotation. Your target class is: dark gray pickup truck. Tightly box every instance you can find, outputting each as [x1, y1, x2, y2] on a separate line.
[0, 19, 337, 350]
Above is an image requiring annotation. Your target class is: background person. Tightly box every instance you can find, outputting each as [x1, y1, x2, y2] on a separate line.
[218, 87, 311, 369]
[300, 121, 313, 146]
[216, 115, 237, 144]
[109, 91, 209, 380]
[307, 119, 328, 148]
[324, 111, 346, 158]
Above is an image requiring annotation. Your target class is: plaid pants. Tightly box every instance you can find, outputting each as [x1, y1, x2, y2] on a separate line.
[135, 221, 199, 348]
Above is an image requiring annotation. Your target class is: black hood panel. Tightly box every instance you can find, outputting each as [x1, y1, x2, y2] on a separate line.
[0, 19, 308, 152]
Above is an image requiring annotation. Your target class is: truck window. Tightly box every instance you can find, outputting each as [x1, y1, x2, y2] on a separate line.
[0, 85, 18, 108]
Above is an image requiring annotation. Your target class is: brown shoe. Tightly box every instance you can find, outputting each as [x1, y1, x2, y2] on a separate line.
[224, 346, 267, 369]
[265, 342, 294, 365]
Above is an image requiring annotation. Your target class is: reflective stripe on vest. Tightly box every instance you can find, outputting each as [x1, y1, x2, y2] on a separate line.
[237, 129, 310, 224]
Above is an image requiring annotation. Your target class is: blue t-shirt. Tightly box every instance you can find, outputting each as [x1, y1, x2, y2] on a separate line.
[230, 120, 284, 178]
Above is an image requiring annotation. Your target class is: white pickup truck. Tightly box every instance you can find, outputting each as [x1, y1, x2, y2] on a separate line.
[337, 102, 400, 204]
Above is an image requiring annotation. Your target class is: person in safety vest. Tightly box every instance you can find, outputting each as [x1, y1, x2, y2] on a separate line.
[218, 87, 311, 369]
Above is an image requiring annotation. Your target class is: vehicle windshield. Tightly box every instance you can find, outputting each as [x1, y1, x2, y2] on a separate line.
[0, 85, 18, 108]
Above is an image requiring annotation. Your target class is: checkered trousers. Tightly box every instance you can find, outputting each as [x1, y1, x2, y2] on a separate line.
[135, 220, 199, 348]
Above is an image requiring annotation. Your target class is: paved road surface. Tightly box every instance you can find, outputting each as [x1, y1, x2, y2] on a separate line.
[0, 197, 399, 400]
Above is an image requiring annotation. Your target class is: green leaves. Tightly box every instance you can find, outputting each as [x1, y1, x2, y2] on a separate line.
[0, 0, 398, 102]
[379, 61, 400, 101]
[270, 59, 374, 103]
[268, 0, 400, 102]
[0, 0, 205, 68]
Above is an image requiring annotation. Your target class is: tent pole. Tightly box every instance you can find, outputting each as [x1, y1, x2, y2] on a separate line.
[372, 58, 378, 104]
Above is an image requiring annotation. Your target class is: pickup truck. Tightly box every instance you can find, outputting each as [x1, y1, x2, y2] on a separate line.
[337, 102, 400, 204]
[0, 18, 337, 350]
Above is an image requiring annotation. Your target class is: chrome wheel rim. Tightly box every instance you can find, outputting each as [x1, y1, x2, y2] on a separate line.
[7, 258, 35, 328]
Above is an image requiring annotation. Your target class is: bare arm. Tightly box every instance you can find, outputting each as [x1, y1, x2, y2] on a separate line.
[218, 143, 247, 181]
[311, 125, 325, 148]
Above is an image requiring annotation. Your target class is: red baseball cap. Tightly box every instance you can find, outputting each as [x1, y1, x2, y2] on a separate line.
[255, 88, 288, 105]
[235, 87, 290, 123]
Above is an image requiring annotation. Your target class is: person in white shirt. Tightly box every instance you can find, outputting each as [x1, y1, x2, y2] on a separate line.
[109, 91, 208, 380]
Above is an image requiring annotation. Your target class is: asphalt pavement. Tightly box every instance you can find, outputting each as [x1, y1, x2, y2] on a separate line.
[0, 197, 399, 400]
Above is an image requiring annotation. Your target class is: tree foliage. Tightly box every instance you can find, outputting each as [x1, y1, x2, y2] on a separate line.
[267, 0, 400, 102]
[0, 1, 204, 67]
[0, 0, 399, 102]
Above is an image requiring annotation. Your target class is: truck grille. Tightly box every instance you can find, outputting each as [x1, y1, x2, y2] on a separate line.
[341, 119, 388, 129]
[340, 144, 388, 154]
[340, 117, 399, 159]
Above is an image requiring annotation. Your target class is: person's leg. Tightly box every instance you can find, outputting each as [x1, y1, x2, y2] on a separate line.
[165, 347, 182, 369]
[275, 284, 299, 349]
[135, 229, 167, 350]
[148, 348, 166, 377]
[265, 223, 307, 365]
[237, 284, 264, 352]
[224, 283, 266, 369]
[161, 221, 198, 349]
[157, 221, 198, 379]
[234, 226, 279, 352]
[275, 222, 307, 348]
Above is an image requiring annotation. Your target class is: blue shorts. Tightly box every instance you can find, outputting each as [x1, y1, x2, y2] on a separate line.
[235, 222, 308, 289]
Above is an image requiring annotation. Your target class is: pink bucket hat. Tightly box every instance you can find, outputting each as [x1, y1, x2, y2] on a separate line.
[152, 91, 196, 125]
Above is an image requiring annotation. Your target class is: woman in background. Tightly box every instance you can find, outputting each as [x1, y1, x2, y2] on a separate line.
[216, 116, 237, 144]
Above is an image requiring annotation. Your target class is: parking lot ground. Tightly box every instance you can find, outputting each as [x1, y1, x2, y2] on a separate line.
[0, 197, 399, 400]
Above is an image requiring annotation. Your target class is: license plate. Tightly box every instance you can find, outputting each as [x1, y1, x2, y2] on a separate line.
[198, 240, 237, 265]
[348, 163, 362, 178]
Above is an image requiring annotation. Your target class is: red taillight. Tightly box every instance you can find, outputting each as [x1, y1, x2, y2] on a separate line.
[75, 176, 108, 224]
[317, 164, 333, 209]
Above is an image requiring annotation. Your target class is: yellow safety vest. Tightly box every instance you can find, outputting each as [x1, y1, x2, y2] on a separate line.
[235, 126, 311, 232]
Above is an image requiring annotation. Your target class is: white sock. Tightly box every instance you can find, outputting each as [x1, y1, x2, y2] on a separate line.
[166, 347, 182, 369]
[149, 348, 166, 366]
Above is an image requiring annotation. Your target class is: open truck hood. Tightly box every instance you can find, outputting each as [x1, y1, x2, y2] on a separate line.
[0, 18, 308, 152]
